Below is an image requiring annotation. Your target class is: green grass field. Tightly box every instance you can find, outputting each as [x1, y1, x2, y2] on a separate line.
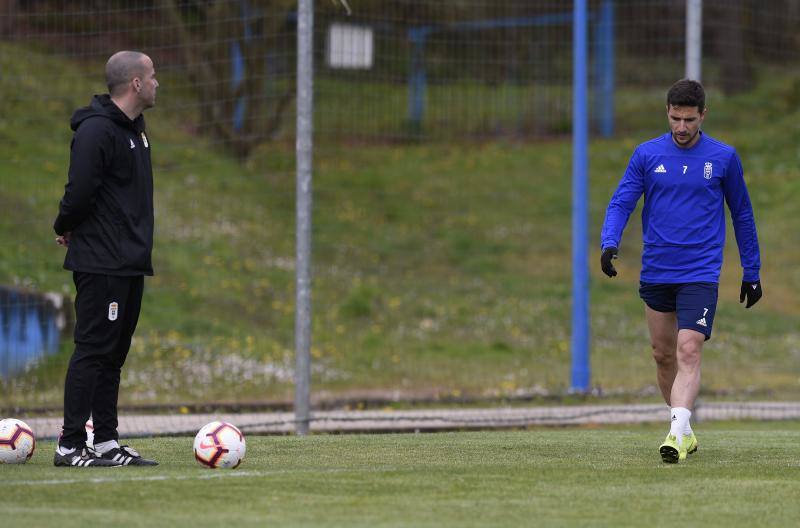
[2, 43, 800, 408]
[3, 422, 800, 527]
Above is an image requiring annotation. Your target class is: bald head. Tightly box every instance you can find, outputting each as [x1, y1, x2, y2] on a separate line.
[105, 51, 148, 96]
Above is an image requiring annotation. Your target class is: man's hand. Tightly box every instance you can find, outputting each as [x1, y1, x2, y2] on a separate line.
[56, 231, 71, 247]
[600, 247, 618, 277]
[740, 280, 762, 308]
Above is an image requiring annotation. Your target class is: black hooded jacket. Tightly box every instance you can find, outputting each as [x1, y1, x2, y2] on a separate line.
[54, 95, 154, 276]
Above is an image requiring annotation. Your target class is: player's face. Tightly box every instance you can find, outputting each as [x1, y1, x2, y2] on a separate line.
[667, 105, 705, 148]
[137, 56, 159, 109]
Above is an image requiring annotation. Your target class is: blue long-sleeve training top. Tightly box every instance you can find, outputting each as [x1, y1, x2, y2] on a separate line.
[600, 132, 760, 283]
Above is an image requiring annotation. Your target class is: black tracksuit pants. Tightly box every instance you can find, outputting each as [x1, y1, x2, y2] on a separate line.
[60, 271, 144, 449]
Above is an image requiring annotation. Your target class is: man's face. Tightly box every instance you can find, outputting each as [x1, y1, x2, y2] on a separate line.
[136, 56, 159, 109]
[667, 105, 705, 148]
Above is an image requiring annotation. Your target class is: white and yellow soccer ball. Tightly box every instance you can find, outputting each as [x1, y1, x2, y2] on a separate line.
[193, 421, 246, 469]
[0, 418, 36, 464]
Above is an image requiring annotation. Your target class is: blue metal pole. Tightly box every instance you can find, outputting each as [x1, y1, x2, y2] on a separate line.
[231, 42, 246, 132]
[571, 0, 591, 392]
[407, 27, 429, 135]
[598, 0, 615, 137]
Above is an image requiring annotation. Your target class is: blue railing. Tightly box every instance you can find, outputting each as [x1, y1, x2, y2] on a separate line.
[0, 287, 66, 379]
[407, 3, 616, 137]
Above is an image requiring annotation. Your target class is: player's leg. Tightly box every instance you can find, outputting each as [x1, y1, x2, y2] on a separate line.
[643, 310, 700, 458]
[91, 275, 142, 448]
[90, 276, 156, 466]
[670, 329, 704, 409]
[56, 272, 123, 467]
[660, 328, 704, 461]
[61, 272, 119, 448]
[639, 283, 679, 405]
[639, 283, 692, 462]
[644, 305, 678, 405]
[667, 282, 718, 461]
[672, 282, 717, 409]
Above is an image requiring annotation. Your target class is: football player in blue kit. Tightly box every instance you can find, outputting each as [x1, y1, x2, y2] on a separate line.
[599, 79, 762, 463]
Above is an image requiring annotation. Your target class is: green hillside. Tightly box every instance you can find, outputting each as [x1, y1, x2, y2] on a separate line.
[2, 45, 799, 407]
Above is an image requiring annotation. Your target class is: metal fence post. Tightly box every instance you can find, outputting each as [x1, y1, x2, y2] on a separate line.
[295, 0, 314, 436]
[686, 0, 702, 80]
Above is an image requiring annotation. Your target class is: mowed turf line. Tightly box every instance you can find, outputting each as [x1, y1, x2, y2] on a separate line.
[2, 422, 799, 527]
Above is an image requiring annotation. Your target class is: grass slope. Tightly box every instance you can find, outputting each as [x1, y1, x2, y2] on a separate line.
[3, 423, 800, 527]
[1, 44, 800, 406]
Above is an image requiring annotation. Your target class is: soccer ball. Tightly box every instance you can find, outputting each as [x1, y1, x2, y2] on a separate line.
[193, 421, 246, 469]
[0, 418, 36, 464]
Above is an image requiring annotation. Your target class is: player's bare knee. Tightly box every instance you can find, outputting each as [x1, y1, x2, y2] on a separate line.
[651, 343, 675, 366]
[676, 339, 702, 368]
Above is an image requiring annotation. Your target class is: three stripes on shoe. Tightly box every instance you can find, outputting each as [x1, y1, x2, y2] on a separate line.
[71, 456, 104, 467]
[106, 449, 139, 465]
[57, 446, 139, 466]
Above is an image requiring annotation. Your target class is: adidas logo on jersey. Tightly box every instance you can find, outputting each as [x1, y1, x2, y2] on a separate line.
[654, 164, 667, 173]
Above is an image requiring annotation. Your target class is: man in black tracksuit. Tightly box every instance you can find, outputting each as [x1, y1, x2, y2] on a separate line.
[53, 51, 159, 467]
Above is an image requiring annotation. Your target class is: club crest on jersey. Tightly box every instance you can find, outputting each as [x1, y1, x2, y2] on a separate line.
[704, 162, 713, 179]
[141, 132, 149, 148]
[108, 302, 119, 321]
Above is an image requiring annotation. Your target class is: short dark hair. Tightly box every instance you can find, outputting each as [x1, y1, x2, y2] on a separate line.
[667, 79, 706, 111]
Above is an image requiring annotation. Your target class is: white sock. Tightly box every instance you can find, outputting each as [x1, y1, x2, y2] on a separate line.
[684, 418, 694, 436]
[56, 445, 76, 455]
[93, 440, 120, 454]
[670, 407, 691, 445]
[671, 406, 694, 435]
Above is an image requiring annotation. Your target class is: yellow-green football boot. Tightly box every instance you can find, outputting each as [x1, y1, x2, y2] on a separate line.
[659, 433, 681, 463]
[681, 432, 698, 460]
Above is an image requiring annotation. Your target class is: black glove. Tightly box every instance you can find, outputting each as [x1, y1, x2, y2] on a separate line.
[740, 280, 762, 308]
[600, 247, 618, 277]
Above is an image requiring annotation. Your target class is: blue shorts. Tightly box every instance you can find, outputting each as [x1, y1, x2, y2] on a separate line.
[638, 282, 719, 340]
